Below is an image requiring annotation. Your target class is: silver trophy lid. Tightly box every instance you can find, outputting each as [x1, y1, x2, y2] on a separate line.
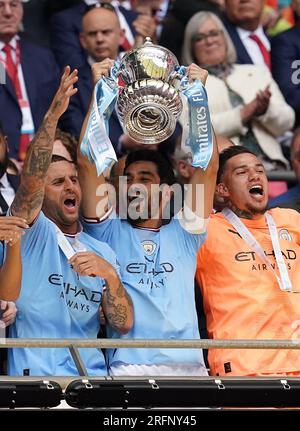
[117, 38, 183, 144]
[118, 37, 180, 86]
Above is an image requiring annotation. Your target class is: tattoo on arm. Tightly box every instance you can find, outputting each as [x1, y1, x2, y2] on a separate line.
[22, 120, 54, 179]
[24, 147, 52, 180]
[103, 281, 132, 331]
[11, 117, 57, 220]
[11, 184, 44, 221]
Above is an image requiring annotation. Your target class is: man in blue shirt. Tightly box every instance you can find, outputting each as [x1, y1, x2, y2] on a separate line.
[8, 66, 133, 376]
[78, 60, 218, 376]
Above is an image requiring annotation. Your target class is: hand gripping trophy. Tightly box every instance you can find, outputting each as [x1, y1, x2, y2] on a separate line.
[117, 37, 185, 145]
[81, 38, 213, 175]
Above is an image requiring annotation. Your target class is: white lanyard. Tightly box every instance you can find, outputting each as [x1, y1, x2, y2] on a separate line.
[54, 225, 76, 259]
[222, 208, 293, 292]
[53, 224, 86, 260]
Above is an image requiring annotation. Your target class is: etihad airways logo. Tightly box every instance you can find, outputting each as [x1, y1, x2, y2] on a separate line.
[234, 249, 296, 272]
[234, 249, 296, 262]
[125, 261, 174, 290]
[48, 274, 102, 312]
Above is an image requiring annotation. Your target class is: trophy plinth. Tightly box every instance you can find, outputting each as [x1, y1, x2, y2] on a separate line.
[117, 38, 183, 144]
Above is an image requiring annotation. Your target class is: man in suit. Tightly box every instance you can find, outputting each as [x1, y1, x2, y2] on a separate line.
[271, 0, 300, 128]
[60, 4, 126, 151]
[0, 0, 60, 162]
[50, 0, 139, 70]
[0, 122, 19, 214]
[223, 0, 271, 68]
[269, 127, 300, 212]
[60, 4, 173, 156]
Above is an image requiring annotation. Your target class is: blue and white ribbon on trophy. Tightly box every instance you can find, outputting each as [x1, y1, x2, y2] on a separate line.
[80, 62, 120, 175]
[177, 65, 213, 170]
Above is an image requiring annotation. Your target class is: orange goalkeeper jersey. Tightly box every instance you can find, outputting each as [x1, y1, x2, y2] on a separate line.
[196, 208, 300, 376]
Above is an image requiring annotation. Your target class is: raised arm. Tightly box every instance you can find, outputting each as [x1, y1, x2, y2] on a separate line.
[0, 216, 28, 301]
[183, 64, 219, 230]
[11, 67, 78, 224]
[78, 59, 114, 220]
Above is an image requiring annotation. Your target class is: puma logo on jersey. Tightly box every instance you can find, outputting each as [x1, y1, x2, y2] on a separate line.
[228, 229, 242, 238]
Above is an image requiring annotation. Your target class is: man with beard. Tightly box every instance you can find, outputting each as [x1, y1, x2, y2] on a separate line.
[7, 66, 133, 377]
[196, 146, 300, 376]
[78, 60, 218, 376]
[0, 124, 19, 214]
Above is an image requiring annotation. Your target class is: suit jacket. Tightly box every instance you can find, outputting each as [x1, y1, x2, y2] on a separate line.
[50, 1, 138, 70]
[223, 18, 270, 66]
[271, 27, 300, 127]
[223, 18, 254, 64]
[180, 64, 295, 165]
[59, 61, 123, 153]
[0, 37, 60, 160]
[7, 173, 20, 193]
[0, 173, 19, 214]
[269, 183, 300, 209]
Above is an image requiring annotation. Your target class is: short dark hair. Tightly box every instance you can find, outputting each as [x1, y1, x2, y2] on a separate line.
[124, 149, 176, 186]
[53, 129, 78, 164]
[217, 146, 256, 183]
[0, 121, 4, 137]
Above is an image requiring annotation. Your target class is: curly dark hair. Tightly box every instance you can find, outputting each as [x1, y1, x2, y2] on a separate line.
[124, 149, 176, 186]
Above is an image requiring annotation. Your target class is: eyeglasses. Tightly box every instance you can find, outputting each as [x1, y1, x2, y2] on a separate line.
[192, 29, 223, 44]
[84, 2, 116, 16]
[0, 0, 22, 12]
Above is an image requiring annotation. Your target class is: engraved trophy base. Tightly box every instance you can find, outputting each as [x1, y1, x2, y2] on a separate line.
[117, 78, 183, 144]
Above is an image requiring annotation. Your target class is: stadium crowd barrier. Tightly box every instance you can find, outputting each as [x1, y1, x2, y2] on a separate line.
[0, 338, 300, 409]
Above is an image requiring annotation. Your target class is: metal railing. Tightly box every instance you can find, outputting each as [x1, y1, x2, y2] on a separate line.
[1, 337, 300, 349]
[267, 170, 296, 182]
[1, 338, 300, 409]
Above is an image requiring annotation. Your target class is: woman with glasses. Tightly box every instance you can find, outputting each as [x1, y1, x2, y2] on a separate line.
[181, 11, 295, 176]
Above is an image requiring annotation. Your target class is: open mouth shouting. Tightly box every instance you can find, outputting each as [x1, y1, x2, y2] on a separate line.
[63, 196, 77, 214]
[248, 184, 264, 201]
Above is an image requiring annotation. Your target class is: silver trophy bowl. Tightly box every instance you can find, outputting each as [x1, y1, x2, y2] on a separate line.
[117, 37, 183, 144]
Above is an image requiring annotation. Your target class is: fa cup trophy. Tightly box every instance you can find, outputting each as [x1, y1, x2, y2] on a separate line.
[81, 37, 213, 175]
[116, 37, 185, 144]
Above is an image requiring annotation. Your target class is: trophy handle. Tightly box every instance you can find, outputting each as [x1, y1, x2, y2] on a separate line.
[103, 61, 120, 90]
[169, 65, 189, 90]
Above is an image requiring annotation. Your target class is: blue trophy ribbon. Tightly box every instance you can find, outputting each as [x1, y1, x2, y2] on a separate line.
[80, 62, 120, 176]
[182, 79, 213, 170]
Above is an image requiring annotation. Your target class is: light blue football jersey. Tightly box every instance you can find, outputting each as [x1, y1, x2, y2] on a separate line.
[83, 212, 207, 368]
[8, 212, 118, 376]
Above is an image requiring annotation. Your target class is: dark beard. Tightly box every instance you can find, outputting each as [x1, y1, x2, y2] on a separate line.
[127, 215, 150, 226]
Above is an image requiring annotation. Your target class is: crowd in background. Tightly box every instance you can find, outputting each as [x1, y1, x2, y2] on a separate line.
[0, 0, 300, 378]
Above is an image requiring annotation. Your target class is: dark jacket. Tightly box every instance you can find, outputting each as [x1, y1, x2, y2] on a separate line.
[50, 1, 138, 70]
[0, 37, 59, 159]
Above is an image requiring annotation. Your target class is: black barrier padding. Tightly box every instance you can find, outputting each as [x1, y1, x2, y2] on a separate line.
[0, 381, 62, 408]
[65, 379, 300, 409]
